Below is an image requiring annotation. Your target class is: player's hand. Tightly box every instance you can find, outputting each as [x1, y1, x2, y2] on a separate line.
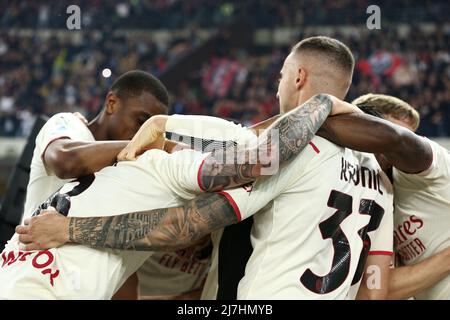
[73, 112, 88, 125]
[15, 208, 69, 251]
[328, 95, 363, 116]
[117, 115, 167, 161]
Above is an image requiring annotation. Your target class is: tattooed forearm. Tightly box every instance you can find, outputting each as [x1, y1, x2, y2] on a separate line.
[68, 193, 237, 251]
[200, 93, 333, 191]
[68, 210, 166, 249]
[271, 93, 332, 163]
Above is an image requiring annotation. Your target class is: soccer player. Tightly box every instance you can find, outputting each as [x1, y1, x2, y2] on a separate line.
[23, 70, 168, 220]
[319, 93, 450, 300]
[19, 38, 394, 300]
[3, 92, 349, 299]
[19, 70, 169, 299]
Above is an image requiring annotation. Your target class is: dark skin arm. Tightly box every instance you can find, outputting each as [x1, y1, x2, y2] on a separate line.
[317, 113, 433, 174]
[44, 139, 129, 179]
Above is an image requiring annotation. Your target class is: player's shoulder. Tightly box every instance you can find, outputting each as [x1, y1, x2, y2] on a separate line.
[286, 136, 345, 176]
[304, 136, 345, 164]
[310, 136, 380, 171]
[309, 135, 343, 155]
[352, 150, 380, 169]
[46, 112, 79, 124]
[394, 137, 450, 184]
[38, 112, 90, 141]
[40, 112, 83, 132]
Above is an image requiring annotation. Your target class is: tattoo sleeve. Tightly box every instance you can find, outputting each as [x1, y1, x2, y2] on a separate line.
[68, 193, 237, 251]
[67, 95, 332, 251]
[200, 93, 333, 191]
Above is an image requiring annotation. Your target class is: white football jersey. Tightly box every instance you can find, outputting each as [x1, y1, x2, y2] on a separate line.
[0, 149, 208, 299]
[137, 238, 211, 296]
[136, 114, 256, 296]
[208, 137, 394, 299]
[200, 229, 224, 300]
[23, 113, 95, 220]
[393, 138, 450, 300]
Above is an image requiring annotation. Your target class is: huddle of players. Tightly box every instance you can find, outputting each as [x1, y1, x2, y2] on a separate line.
[0, 36, 448, 300]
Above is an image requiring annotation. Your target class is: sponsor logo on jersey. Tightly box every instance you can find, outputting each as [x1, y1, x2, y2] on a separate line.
[394, 215, 426, 261]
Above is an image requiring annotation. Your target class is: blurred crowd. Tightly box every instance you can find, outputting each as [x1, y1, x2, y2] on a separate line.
[0, 1, 449, 137]
[0, 29, 200, 136]
[1, 0, 448, 29]
[168, 25, 450, 137]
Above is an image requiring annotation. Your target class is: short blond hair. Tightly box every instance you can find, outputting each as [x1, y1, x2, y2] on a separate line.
[292, 36, 355, 75]
[352, 93, 420, 131]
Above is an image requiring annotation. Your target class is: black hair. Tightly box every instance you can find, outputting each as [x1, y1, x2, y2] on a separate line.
[111, 70, 170, 107]
[356, 104, 384, 119]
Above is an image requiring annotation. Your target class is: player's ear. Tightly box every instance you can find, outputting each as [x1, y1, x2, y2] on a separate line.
[295, 68, 307, 90]
[105, 91, 119, 115]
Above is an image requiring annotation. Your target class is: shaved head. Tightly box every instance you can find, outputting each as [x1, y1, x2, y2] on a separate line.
[292, 37, 354, 96]
[277, 36, 355, 113]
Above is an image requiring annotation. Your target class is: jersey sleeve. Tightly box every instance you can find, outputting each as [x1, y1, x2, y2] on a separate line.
[38, 113, 88, 159]
[166, 114, 257, 146]
[396, 138, 450, 184]
[149, 149, 211, 199]
[417, 139, 450, 180]
[368, 194, 394, 256]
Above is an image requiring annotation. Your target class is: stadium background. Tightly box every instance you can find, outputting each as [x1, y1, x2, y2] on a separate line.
[0, 0, 449, 210]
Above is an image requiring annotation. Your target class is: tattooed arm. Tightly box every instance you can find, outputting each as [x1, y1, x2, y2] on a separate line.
[199, 93, 342, 191]
[118, 94, 359, 191]
[16, 95, 359, 251]
[17, 193, 237, 251]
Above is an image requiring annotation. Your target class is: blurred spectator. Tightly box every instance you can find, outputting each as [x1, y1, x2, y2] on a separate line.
[168, 25, 450, 137]
[0, 30, 197, 136]
[0, 1, 449, 137]
[1, 0, 448, 30]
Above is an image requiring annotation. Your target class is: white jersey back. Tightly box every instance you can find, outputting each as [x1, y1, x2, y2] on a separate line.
[23, 113, 95, 220]
[137, 238, 211, 296]
[218, 137, 394, 299]
[136, 113, 256, 296]
[0, 149, 207, 299]
[393, 138, 450, 300]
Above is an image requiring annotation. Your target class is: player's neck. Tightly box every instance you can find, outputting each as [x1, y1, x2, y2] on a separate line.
[87, 114, 108, 141]
[296, 88, 320, 107]
[299, 86, 345, 106]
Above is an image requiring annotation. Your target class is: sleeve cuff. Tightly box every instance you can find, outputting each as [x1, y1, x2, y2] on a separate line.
[217, 191, 242, 222]
[368, 251, 393, 256]
[197, 158, 207, 191]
